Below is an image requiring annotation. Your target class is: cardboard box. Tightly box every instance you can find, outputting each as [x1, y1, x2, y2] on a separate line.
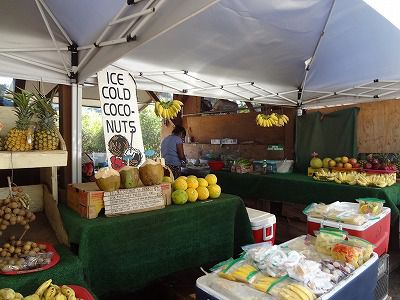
[67, 182, 105, 219]
[67, 182, 172, 219]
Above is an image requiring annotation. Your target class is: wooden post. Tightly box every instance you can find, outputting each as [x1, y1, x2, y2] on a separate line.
[58, 85, 72, 195]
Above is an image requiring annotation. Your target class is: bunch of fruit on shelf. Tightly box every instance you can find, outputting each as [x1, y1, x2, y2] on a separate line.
[154, 99, 184, 120]
[313, 168, 396, 187]
[0, 185, 36, 237]
[0, 279, 85, 300]
[171, 174, 221, 204]
[256, 113, 289, 127]
[0, 237, 51, 272]
[310, 153, 360, 170]
[1, 88, 59, 152]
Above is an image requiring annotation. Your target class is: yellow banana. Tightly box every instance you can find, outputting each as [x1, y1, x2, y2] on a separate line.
[60, 286, 75, 298]
[22, 295, 40, 300]
[173, 99, 184, 106]
[157, 103, 164, 117]
[35, 279, 53, 297]
[154, 102, 160, 117]
[0, 288, 16, 300]
[14, 293, 24, 300]
[172, 101, 182, 111]
[55, 293, 67, 300]
[287, 284, 309, 300]
[44, 285, 57, 300]
[290, 284, 316, 300]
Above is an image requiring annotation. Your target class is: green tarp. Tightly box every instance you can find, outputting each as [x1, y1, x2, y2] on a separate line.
[295, 107, 359, 172]
[59, 194, 253, 298]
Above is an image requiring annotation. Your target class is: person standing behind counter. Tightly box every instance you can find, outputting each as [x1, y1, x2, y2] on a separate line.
[161, 125, 187, 178]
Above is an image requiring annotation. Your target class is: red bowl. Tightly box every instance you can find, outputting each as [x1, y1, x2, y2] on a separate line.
[208, 160, 224, 171]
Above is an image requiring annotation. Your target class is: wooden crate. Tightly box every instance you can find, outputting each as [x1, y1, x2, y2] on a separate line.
[67, 182, 172, 219]
[0, 184, 69, 246]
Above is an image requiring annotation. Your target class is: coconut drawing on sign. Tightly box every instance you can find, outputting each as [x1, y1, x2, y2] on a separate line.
[108, 130, 143, 170]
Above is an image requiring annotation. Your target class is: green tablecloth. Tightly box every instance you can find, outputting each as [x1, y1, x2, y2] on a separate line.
[0, 245, 86, 296]
[215, 172, 400, 221]
[59, 194, 253, 298]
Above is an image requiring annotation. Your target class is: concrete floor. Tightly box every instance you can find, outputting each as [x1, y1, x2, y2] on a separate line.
[390, 267, 400, 300]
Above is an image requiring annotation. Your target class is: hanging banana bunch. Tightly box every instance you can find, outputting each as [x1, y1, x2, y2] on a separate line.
[154, 99, 184, 120]
[256, 113, 289, 127]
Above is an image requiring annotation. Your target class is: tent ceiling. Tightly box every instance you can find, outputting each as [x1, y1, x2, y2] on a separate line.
[0, 0, 399, 108]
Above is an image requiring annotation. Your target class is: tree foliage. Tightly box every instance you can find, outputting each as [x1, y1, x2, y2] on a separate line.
[81, 105, 161, 156]
[139, 105, 161, 156]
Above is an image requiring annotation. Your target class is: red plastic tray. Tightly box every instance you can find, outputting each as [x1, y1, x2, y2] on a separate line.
[0, 242, 60, 275]
[69, 285, 95, 300]
[331, 167, 361, 172]
[362, 169, 397, 174]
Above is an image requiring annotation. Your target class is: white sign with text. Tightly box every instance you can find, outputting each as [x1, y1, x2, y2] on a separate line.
[98, 69, 144, 170]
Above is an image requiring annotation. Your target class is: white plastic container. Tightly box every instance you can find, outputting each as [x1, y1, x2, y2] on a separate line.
[246, 207, 276, 244]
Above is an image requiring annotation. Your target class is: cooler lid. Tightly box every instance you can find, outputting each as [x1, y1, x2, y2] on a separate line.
[246, 207, 276, 227]
[307, 202, 391, 231]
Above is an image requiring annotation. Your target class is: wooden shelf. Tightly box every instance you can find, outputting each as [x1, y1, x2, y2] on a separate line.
[0, 150, 67, 169]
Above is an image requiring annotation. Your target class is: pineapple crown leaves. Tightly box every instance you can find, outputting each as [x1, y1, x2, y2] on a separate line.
[32, 86, 58, 129]
[4, 88, 35, 129]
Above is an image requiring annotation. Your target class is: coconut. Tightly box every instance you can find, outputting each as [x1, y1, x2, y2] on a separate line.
[95, 167, 120, 192]
[139, 159, 164, 186]
[119, 166, 140, 189]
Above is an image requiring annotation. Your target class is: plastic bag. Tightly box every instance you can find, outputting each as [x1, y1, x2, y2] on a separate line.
[246, 245, 301, 277]
[356, 198, 385, 215]
[331, 243, 364, 268]
[315, 229, 346, 256]
[268, 277, 318, 299]
[218, 258, 258, 282]
[320, 259, 355, 283]
[0, 251, 53, 272]
[346, 236, 375, 263]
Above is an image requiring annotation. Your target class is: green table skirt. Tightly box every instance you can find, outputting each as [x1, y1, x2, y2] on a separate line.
[0, 245, 87, 297]
[59, 194, 253, 298]
[215, 171, 400, 220]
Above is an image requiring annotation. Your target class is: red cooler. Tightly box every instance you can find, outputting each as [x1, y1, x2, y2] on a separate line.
[307, 202, 390, 256]
[246, 207, 276, 245]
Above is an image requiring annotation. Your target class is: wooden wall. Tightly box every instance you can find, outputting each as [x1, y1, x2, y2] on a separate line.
[311, 99, 400, 153]
[162, 96, 296, 160]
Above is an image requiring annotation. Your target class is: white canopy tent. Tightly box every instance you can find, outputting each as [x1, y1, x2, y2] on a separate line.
[1, 0, 400, 181]
[1, 0, 399, 109]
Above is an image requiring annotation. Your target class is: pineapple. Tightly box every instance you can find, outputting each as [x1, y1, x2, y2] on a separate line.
[33, 89, 59, 150]
[4, 89, 35, 151]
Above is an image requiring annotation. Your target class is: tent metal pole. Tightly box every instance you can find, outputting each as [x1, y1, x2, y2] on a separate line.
[251, 85, 297, 104]
[35, 0, 70, 75]
[77, 4, 128, 72]
[220, 88, 249, 101]
[298, 0, 336, 105]
[0, 47, 69, 53]
[71, 84, 82, 184]
[125, 0, 167, 41]
[163, 73, 204, 89]
[38, 0, 73, 45]
[137, 70, 184, 76]
[119, 0, 157, 38]
[140, 74, 185, 93]
[110, 8, 155, 25]
[0, 53, 66, 74]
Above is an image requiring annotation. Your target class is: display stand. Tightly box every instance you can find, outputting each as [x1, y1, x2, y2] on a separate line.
[0, 106, 69, 244]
